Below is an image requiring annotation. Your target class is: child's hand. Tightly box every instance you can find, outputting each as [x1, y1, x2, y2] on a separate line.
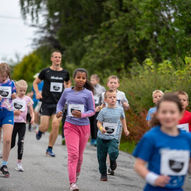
[11, 93, 17, 100]
[72, 110, 81, 118]
[122, 102, 129, 110]
[0, 96, 2, 101]
[56, 111, 63, 118]
[95, 106, 101, 112]
[155, 175, 170, 187]
[30, 117, 34, 124]
[14, 110, 21, 115]
[36, 92, 42, 100]
[124, 129, 130, 137]
[101, 127, 106, 134]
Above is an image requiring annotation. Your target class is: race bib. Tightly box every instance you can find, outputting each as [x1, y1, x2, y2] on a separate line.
[0, 86, 11, 98]
[13, 99, 26, 112]
[160, 149, 189, 176]
[177, 123, 189, 132]
[94, 95, 100, 105]
[68, 104, 84, 117]
[50, 82, 63, 92]
[103, 122, 118, 136]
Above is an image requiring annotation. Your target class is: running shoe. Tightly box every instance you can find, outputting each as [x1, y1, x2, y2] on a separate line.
[108, 168, 114, 176]
[100, 174, 107, 181]
[90, 139, 97, 146]
[70, 183, 79, 191]
[36, 130, 42, 140]
[15, 163, 24, 172]
[110, 160, 117, 171]
[0, 165, 10, 177]
[46, 149, 56, 157]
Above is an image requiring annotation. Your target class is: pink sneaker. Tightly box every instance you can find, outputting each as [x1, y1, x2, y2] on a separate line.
[70, 183, 79, 191]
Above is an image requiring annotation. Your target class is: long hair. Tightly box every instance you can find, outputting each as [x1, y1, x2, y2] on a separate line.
[0, 63, 11, 79]
[149, 93, 183, 127]
[73, 68, 94, 93]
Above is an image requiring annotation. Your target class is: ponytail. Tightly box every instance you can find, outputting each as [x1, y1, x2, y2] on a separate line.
[73, 68, 94, 93]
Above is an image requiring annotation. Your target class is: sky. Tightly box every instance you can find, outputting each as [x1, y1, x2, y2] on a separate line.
[0, 0, 36, 63]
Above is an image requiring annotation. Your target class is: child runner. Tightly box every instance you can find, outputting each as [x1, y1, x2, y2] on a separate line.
[97, 90, 129, 181]
[176, 91, 191, 132]
[56, 68, 95, 191]
[146, 90, 164, 124]
[89, 74, 105, 146]
[11, 80, 34, 172]
[133, 93, 191, 191]
[0, 63, 16, 177]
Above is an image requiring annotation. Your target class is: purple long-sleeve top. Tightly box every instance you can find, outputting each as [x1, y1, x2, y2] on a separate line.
[57, 87, 95, 126]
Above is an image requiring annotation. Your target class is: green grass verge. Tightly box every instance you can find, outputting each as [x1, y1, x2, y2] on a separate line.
[119, 141, 136, 154]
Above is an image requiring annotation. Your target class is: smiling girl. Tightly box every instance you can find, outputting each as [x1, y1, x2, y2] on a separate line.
[56, 68, 95, 191]
[133, 93, 191, 191]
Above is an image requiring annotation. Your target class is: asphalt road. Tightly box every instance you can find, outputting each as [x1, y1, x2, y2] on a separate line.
[0, 130, 191, 191]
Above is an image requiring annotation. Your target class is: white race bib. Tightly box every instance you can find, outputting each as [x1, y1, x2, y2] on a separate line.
[160, 149, 189, 176]
[0, 86, 11, 98]
[68, 104, 84, 117]
[103, 122, 118, 136]
[50, 82, 63, 92]
[94, 95, 100, 105]
[13, 99, 26, 112]
[177, 123, 189, 132]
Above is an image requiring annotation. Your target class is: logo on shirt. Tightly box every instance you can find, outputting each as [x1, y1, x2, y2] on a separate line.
[169, 160, 184, 173]
[53, 85, 60, 91]
[14, 103, 23, 110]
[50, 76, 63, 80]
[105, 127, 115, 134]
[0, 90, 9, 97]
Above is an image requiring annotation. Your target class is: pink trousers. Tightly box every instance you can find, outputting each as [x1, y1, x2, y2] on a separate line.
[64, 121, 90, 184]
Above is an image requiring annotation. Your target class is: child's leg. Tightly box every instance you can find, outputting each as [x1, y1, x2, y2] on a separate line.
[2, 124, 13, 162]
[76, 124, 90, 175]
[97, 138, 108, 175]
[11, 123, 18, 149]
[108, 139, 119, 162]
[64, 122, 80, 184]
[17, 123, 26, 161]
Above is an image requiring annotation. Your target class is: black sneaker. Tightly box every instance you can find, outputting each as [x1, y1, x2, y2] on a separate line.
[100, 174, 107, 181]
[36, 131, 42, 140]
[110, 160, 117, 171]
[108, 168, 115, 176]
[0, 165, 10, 177]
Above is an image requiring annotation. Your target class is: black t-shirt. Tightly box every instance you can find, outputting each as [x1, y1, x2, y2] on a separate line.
[38, 67, 70, 104]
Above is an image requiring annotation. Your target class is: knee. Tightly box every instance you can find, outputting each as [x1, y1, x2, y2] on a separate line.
[68, 152, 79, 162]
[4, 139, 11, 145]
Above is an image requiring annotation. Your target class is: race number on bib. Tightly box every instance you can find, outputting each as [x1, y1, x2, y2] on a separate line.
[0, 86, 11, 98]
[177, 123, 189, 132]
[68, 104, 84, 117]
[50, 82, 63, 92]
[94, 95, 100, 105]
[13, 99, 26, 111]
[103, 122, 118, 136]
[160, 149, 189, 176]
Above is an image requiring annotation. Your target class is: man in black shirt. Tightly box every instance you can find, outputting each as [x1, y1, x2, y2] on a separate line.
[33, 51, 70, 157]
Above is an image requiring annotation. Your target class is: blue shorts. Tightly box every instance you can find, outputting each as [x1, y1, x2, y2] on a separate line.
[0, 108, 14, 127]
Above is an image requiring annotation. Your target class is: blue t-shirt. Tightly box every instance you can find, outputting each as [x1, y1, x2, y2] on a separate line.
[146, 107, 156, 121]
[32, 81, 44, 108]
[97, 107, 125, 140]
[133, 126, 191, 191]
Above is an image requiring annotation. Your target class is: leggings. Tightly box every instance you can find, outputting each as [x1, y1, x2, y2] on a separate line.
[11, 123, 26, 160]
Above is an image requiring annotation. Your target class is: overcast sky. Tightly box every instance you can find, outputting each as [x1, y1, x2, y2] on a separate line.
[0, 0, 36, 63]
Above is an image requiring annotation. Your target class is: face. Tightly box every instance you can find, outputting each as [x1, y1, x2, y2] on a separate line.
[105, 92, 117, 106]
[17, 87, 27, 97]
[153, 92, 163, 104]
[74, 72, 87, 88]
[0, 73, 8, 83]
[178, 94, 188, 110]
[107, 79, 119, 91]
[90, 77, 98, 86]
[51, 52, 62, 66]
[157, 101, 182, 129]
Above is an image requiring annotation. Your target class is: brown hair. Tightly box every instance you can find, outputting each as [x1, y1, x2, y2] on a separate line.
[90, 74, 100, 82]
[107, 75, 120, 83]
[149, 93, 183, 127]
[176, 90, 189, 101]
[51, 50, 62, 57]
[104, 89, 116, 98]
[0, 63, 11, 79]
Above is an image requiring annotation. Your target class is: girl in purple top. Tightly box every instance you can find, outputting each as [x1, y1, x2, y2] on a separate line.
[0, 63, 16, 177]
[57, 68, 95, 191]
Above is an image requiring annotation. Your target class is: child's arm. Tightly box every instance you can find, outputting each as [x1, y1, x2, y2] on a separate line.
[97, 120, 106, 134]
[14, 110, 21, 116]
[29, 105, 34, 124]
[120, 117, 129, 137]
[56, 90, 67, 118]
[11, 92, 17, 100]
[134, 158, 170, 187]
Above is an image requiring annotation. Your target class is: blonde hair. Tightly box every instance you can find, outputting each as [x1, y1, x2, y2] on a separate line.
[152, 90, 164, 97]
[0, 63, 11, 79]
[104, 89, 116, 98]
[176, 90, 189, 100]
[15, 80, 28, 89]
[107, 75, 120, 83]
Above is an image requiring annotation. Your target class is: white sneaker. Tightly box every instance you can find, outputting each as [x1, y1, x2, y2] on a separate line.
[15, 163, 24, 172]
[70, 183, 79, 191]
